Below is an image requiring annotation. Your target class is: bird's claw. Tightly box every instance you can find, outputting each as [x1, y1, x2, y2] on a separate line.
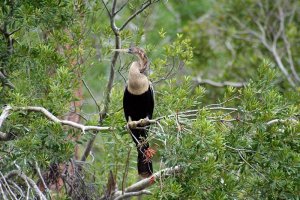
[128, 121, 137, 129]
[140, 117, 149, 126]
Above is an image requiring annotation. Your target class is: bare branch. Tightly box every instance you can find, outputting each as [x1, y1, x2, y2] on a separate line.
[0, 105, 112, 134]
[2, 170, 47, 200]
[114, 190, 152, 200]
[114, 0, 129, 15]
[119, 0, 159, 31]
[125, 166, 181, 192]
[35, 162, 49, 195]
[127, 118, 157, 129]
[82, 79, 101, 113]
[266, 118, 298, 126]
[238, 151, 268, 181]
[280, 8, 300, 82]
[0, 105, 12, 128]
[193, 77, 247, 88]
[271, 46, 296, 87]
[121, 148, 131, 195]
[81, 130, 98, 162]
[206, 107, 239, 112]
[101, 0, 111, 18]
[0, 172, 17, 200]
[0, 72, 15, 89]
[273, 7, 285, 47]
[21, 106, 112, 132]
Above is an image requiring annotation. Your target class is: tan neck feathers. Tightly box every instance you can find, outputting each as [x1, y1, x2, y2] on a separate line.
[136, 49, 149, 73]
[127, 61, 149, 95]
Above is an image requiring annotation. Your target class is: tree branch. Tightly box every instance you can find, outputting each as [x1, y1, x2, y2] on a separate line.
[114, 0, 129, 16]
[0, 105, 112, 134]
[1, 170, 47, 200]
[266, 118, 298, 126]
[119, 0, 159, 31]
[193, 77, 247, 88]
[100, 166, 181, 200]
[0, 72, 15, 89]
[0, 105, 12, 128]
[125, 166, 181, 193]
[114, 190, 152, 200]
[82, 79, 101, 113]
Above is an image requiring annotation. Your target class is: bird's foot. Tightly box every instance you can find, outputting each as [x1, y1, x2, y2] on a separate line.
[127, 121, 137, 129]
[139, 117, 150, 127]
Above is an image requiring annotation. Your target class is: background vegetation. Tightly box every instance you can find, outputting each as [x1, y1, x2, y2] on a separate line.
[0, 0, 299, 199]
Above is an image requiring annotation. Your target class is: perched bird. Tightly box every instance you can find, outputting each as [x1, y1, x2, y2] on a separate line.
[113, 47, 155, 177]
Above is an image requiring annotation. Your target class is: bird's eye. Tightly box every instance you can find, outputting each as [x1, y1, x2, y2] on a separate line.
[128, 48, 133, 53]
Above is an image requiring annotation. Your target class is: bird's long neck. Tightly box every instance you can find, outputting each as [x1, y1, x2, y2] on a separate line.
[128, 61, 149, 95]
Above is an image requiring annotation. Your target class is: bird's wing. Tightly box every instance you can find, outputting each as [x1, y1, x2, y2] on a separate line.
[149, 82, 155, 119]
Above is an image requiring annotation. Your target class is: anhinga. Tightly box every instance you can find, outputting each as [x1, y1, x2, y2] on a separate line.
[113, 47, 155, 178]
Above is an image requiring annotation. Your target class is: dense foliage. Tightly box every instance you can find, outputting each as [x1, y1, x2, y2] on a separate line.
[0, 0, 299, 199]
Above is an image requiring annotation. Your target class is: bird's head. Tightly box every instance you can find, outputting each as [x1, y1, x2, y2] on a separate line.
[112, 47, 149, 73]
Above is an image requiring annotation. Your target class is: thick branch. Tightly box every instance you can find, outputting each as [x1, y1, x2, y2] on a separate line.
[127, 118, 157, 129]
[82, 79, 101, 113]
[0, 105, 112, 134]
[114, 190, 152, 200]
[125, 166, 181, 193]
[103, 166, 181, 200]
[0, 105, 12, 128]
[21, 106, 112, 133]
[266, 118, 298, 126]
[271, 47, 296, 87]
[114, 0, 129, 15]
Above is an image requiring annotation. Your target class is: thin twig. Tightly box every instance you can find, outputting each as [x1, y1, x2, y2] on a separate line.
[101, 0, 111, 17]
[82, 79, 101, 113]
[119, 0, 159, 31]
[238, 151, 268, 181]
[114, 0, 129, 15]
[35, 162, 50, 198]
[122, 147, 131, 195]
[193, 77, 247, 88]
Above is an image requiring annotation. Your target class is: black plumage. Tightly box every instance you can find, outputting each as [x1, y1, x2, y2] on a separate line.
[123, 85, 154, 177]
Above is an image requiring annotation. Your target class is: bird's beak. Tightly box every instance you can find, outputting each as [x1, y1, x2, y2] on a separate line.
[111, 49, 130, 53]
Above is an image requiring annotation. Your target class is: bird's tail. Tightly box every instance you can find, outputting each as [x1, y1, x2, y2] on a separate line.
[130, 128, 154, 177]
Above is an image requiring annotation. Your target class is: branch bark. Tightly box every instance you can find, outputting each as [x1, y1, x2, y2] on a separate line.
[1, 170, 47, 200]
[0, 105, 112, 134]
[100, 166, 181, 200]
[266, 118, 298, 126]
[125, 166, 181, 193]
[193, 77, 247, 88]
[0, 72, 15, 89]
[115, 190, 152, 200]
[0, 105, 12, 128]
